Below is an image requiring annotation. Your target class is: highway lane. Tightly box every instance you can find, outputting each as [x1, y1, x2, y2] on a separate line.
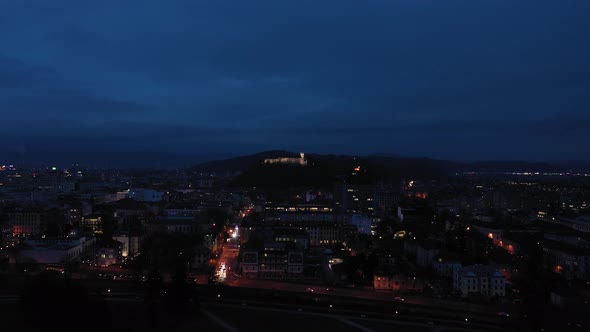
[0, 294, 508, 331]
[198, 297, 512, 332]
[1, 271, 513, 317]
[0, 278, 519, 331]
[207, 304, 365, 332]
[226, 278, 514, 317]
[0, 276, 520, 331]
[195, 303, 490, 332]
[0, 296, 493, 332]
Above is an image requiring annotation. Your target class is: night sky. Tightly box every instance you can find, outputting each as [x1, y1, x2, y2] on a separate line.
[1, 0, 589, 165]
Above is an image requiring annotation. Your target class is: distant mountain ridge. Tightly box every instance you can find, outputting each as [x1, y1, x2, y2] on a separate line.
[3, 147, 579, 172]
[464, 161, 563, 173]
[192, 150, 568, 175]
[0, 150, 224, 169]
[191, 150, 299, 173]
[559, 160, 590, 172]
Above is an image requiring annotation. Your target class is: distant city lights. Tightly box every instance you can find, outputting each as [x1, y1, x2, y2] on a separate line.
[462, 171, 589, 177]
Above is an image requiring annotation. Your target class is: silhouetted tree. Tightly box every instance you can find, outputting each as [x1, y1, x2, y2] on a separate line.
[20, 272, 110, 332]
[45, 208, 67, 236]
[101, 214, 118, 238]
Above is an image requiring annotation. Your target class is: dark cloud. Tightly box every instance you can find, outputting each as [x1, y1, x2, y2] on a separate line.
[0, 0, 589, 164]
[0, 56, 54, 89]
[0, 55, 150, 122]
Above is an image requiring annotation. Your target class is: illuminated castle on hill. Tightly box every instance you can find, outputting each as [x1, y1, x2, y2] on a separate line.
[264, 152, 307, 166]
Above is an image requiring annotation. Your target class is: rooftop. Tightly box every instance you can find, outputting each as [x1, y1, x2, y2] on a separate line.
[543, 239, 590, 255]
[114, 198, 147, 210]
[459, 264, 504, 278]
[23, 236, 92, 251]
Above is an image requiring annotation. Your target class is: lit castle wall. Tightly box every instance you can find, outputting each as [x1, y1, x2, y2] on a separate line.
[264, 152, 307, 166]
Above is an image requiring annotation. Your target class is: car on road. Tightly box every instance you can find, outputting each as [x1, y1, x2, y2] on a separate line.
[394, 297, 405, 302]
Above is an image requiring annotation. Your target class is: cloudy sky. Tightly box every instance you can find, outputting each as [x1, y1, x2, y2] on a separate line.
[1, 0, 589, 165]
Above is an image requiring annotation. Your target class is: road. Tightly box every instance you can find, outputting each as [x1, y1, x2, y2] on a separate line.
[217, 243, 239, 282]
[226, 278, 511, 315]
[204, 302, 437, 332]
[215, 225, 240, 282]
[0, 275, 519, 331]
[0, 294, 502, 332]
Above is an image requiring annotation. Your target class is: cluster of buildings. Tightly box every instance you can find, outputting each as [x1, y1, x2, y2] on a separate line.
[237, 205, 355, 280]
[373, 238, 508, 298]
[466, 216, 590, 282]
[0, 165, 240, 274]
[12, 234, 96, 266]
[1, 158, 589, 312]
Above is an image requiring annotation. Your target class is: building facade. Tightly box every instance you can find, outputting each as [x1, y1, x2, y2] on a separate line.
[128, 188, 165, 202]
[453, 265, 506, 297]
[240, 246, 305, 280]
[543, 240, 590, 280]
[264, 153, 307, 166]
[433, 258, 462, 278]
[81, 215, 103, 234]
[9, 211, 46, 236]
[97, 242, 123, 266]
[16, 236, 96, 265]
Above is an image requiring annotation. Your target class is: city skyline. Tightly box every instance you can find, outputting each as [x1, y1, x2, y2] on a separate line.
[2, 2, 590, 330]
[1, 1, 589, 163]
